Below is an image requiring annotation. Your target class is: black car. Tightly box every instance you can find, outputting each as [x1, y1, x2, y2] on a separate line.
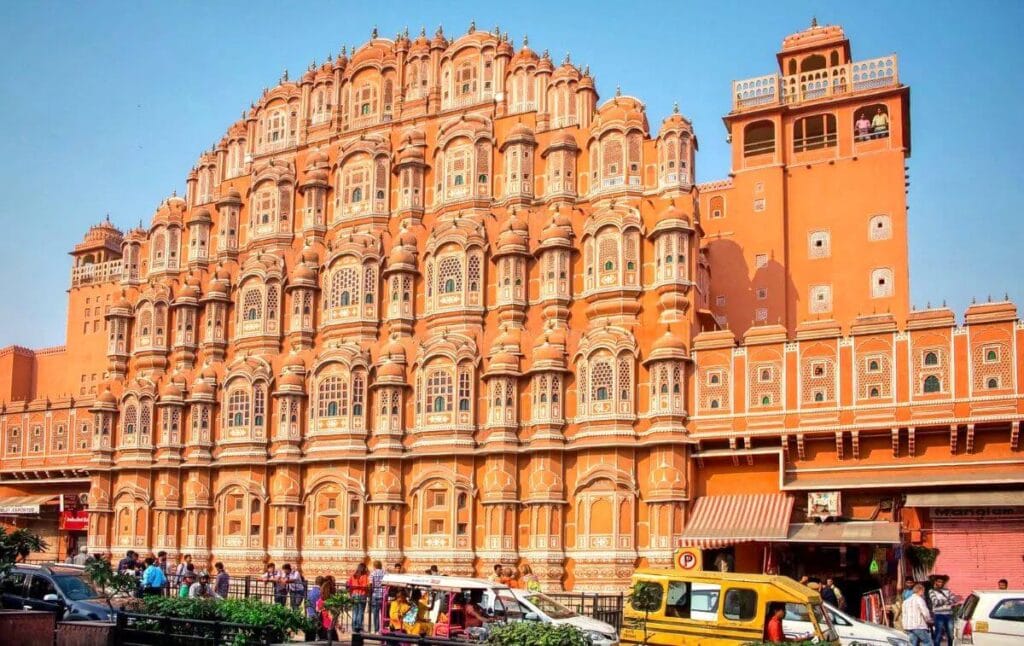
[0, 563, 120, 622]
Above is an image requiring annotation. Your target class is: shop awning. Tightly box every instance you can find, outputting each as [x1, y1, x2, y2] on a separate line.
[0, 494, 58, 515]
[680, 494, 794, 548]
[786, 521, 901, 544]
[904, 491, 1024, 507]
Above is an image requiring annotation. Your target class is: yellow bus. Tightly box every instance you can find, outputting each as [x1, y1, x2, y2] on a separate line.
[620, 549, 839, 645]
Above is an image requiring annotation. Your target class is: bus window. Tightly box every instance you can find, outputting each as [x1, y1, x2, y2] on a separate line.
[665, 581, 690, 618]
[723, 588, 758, 621]
[690, 583, 721, 621]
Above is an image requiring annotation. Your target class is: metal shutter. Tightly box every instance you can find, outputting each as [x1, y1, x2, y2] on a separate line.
[932, 520, 1024, 596]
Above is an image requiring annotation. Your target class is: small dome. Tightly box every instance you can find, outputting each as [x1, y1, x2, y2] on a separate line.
[490, 351, 518, 371]
[114, 295, 132, 310]
[533, 341, 563, 363]
[98, 389, 117, 405]
[300, 245, 320, 265]
[160, 382, 182, 399]
[176, 284, 199, 300]
[509, 121, 534, 140]
[191, 381, 214, 396]
[511, 43, 538, 68]
[215, 265, 231, 281]
[279, 372, 304, 388]
[388, 246, 416, 267]
[652, 330, 687, 353]
[380, 337, 406, 360]
[497, 223, 527, 250]
[290, 264, 316, 282]
[378, 361, 405, 379]
[283, 353, 305, 371]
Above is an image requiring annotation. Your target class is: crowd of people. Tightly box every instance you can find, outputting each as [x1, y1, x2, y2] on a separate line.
[899, 574, 961, 646]
[77, 550, 553, 639]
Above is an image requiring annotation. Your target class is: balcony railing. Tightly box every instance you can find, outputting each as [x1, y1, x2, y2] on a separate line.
[71, 259, 123, 286]
[732, 55, 899, 110]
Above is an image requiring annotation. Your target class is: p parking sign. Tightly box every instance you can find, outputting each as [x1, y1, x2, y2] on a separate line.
[674, 547, 702, 571]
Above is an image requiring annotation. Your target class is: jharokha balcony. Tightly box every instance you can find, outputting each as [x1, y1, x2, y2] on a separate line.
[70, 259, 123, 286]
[732, 55, 899, 110]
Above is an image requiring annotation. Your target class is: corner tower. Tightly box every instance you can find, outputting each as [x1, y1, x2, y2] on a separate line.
[700, 21, 910, 336]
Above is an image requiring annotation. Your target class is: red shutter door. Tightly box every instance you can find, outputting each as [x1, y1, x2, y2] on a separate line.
[933, 520, 1024, 596]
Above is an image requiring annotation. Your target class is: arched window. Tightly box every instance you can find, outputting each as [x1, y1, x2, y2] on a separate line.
[743, 121, 775, 157]
[923, 375, 941, 393]
[351, 187, 363, 202]
[318, 376, 345, 418]
[814, 391, 824, 402]
[987, 378, 999, 389]
[985, 349, 998, 362]
[869, 387, 880, 398]
[227, 389, 250, 427]
[427, 369, 453, 413]
[709, 373, 720, 385]
[868, 360, 880, 371]
[340, 292, 351, 306]
[924, 352, 938, 366]
[794, 114, 837, 152]
[761, 395, 771, 406]
[854, 104, 889, 141]
[710, 399, 720, 409]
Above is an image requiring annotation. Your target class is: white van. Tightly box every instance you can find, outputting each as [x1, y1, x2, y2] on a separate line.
[784, 602, 910, 646]
[955, 590, 1024, 645]
[507, 589, 619, 646]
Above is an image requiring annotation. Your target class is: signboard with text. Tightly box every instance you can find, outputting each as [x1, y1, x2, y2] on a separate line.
[931, 506, 1023, 520]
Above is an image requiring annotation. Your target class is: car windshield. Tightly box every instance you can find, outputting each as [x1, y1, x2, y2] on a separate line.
[494, 590, 527, 618]
[53, 575, 100, 601]
[812, 603, 837, 641]
[524, 593, 576, 619]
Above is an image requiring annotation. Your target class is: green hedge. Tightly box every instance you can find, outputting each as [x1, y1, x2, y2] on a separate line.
[131, 595, 313, 643]
[486, 621, 590, 646]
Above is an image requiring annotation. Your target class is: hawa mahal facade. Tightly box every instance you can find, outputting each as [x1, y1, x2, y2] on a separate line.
[1, 22, 1021, 591]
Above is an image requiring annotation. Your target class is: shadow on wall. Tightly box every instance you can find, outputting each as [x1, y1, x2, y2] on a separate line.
[703, 237, 798, 337]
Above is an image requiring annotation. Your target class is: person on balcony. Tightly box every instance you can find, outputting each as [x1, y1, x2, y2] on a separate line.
[856, 113, 871, 140]
[871, 108, 889, 137]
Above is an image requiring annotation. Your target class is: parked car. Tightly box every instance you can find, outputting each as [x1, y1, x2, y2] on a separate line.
[784, 601, 910, 646]
[954, 590, 1024, 645]
[0, 563, 119, 621]
[508, 589, 619, 646]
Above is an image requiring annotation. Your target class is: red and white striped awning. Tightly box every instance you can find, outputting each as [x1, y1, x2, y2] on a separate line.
[680, 494, 795, 548]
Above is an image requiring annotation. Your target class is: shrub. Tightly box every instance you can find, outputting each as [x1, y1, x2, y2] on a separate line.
[134, 595, 313, 643]
[487, 621, 590, 646]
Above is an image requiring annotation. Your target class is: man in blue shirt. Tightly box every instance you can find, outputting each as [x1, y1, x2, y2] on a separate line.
[141, 556, 167, 596]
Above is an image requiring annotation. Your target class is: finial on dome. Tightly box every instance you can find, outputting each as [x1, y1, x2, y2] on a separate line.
[436, 24, 444, 37]
[584, 64, 590, 76]
[172, 189, 177, 197]
[371, 25, 378, 39]
[340, 45, 347, 56]
[420, 26, 426, 37]
[615, 85, 622, 97]
[282, 68, 288, 82]
[493, 24, 500, 36]
[673, 102, 680, 114]
[810, 16, 818, 27]
[522, 34, 529, 47]
[542, 49, 550, 59]
[563, 52, 571, 65]
[404, 26, 409, 38]
[468, 19, 475, 33]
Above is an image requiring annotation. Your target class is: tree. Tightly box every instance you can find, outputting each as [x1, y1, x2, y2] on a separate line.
[0, 526, 47, 578]
[321, 590, 354, 646]
[84, 556, 139, 615]
[626, 581, 663, 645]
[486, 621, 590, 645]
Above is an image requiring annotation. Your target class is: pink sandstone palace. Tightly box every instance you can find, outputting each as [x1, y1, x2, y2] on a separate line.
[1, 21, 1021, 592]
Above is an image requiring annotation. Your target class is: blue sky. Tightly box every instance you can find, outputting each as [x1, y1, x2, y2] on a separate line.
[0, 0, 1021, 347]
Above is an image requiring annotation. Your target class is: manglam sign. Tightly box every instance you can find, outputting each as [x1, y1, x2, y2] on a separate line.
[931, 506, 1024, 520]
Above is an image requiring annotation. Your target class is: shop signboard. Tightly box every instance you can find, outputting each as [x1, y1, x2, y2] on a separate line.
[59, 510, 88, 531]
[931, 506, 1023, 520]
[0, 504, 41, 514]
[807, 491, 841, 521]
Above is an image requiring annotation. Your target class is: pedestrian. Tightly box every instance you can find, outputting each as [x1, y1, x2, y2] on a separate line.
[392, 562, 403, 574]
[71, 546, 90, 566]
[903, 577, 916, 600]
[305, 576, 323, 642]
[902, 583, 933, 646]
[156, 550, 169, 575]
[369, 560, 385, 633]
[928, 576, 956, 646]
[349, 562, 370, 632]
[283, 564, 304, 609]
[820, 577, 839, 607]
[141, 556, 167, 596]
[261, 562, 286, 605]
[998, 579, 1008, 590]
[522, 564, 541, 592]
[174, 554, 192, 586]
[489, 564, 503, 582]
[214, 562, 230, 598]
[871, 107, 889, 138]
[428, 564, 439, 575]
[189, 572, 218, 599]
[117, 550, 138, 574]
[317, 576, 338, 641]
[179, 572, 195, 598]
[856, 112, 871, 140]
